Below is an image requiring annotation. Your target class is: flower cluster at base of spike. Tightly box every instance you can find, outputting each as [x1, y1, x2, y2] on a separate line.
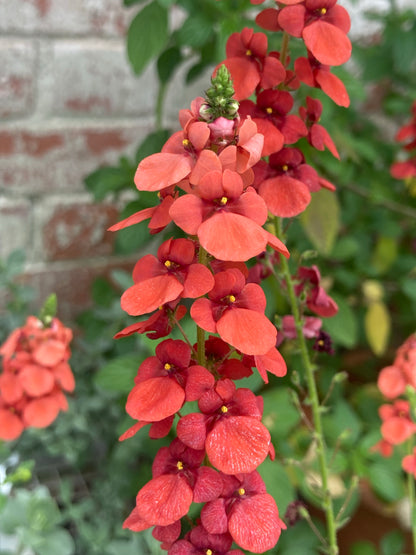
[0, 316, 74, 441]
[374, 334, 416, 475]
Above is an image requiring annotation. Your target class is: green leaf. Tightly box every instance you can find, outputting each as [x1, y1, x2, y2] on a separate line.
[114, 200, 155, 255]
[124, 0, 146, 5]
[27, 489, 61, 532]
[92, 277, 116, 307]
[368, 460, 405, 503]
[350, 541, 378, 555]
[276, 520, 321, 554]
[127, 1, 168, 75]
[135, 129, 171, 162]
[31, 529, 75, 555]
[5, 249, 26, 279]
[323, 293, 358, 348]
[84, 166, 134, 201]
[300, 189, 340, 255]
[95, 355, 140, 393]
[175, 15, 213, 48]
[380, 529, 405, 555]
[258, 459, 295, 515]
[322, 399, 362, 447]
[371, 236, 398, 274]
[262, 387, 301, 440]
[364, 301, 391, 356]
[157, 46, 182, 84]
[401, 277, 416, 300]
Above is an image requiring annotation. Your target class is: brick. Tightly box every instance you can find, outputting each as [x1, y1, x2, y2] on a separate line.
[0, 0, 133, 37]
[34, 195, 118, 262]
[48, 41, 157, 118]
[21, 256, 137, 321]
[0, 197, 32, 259]
[0, 39, 36, 118]
[0, 123, 150, 194]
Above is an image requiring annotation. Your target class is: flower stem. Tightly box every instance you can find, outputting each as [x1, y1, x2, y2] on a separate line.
[407, 439, 416, 554]
[275, 217, 339, 555]
[196, 246, 208, 367]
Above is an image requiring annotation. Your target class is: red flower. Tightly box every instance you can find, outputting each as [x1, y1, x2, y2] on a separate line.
[240, 90, 308, 157]
[379, 400, 416, 445]
[169, 525, 244, 555]
[177, 379, 271, 474]
[221, 28, 286, 100]
[294, 55, 349, 107]
[253, 148, 313, 217]
[124, 439, 222, 529]
[295, 265, 338, 317]
[115, 302, 187, 341]
[277, 0, 351, 66]
[169, 169, 289, 262]
[200, 471, 286, 553]
[402, 447, 416, 477]
[191, 268, 278, 356]
[299, 96, 340, 158]
[0, 316, 74, 441]
[121, 238, 214, 316]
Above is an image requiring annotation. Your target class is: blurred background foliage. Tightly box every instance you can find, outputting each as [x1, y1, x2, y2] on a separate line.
[1, 1, 416, 554]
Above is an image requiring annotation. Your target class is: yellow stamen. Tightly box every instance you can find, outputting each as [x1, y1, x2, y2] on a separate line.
[164, 260, 172, 268]
[164, 363, 172, 370]
[206, 550, 213, 555]
[246, 49, 252, 56]
[238, 488, 246, 496]
[318, 340, 325, 347]
[220, 196, 228, 205]
[266, 107, 273, 114]
[221, 405, 228, 414]
[177, 461, 184, 470]
[282, 164, 289, 171]
[182, 138, 190, 146]
[158, 306, 163, 310]
[320, 7, 327, 14]
[228, 295, 236, 303]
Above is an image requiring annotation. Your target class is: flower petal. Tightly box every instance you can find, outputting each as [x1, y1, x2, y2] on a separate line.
[217, 308, 277, 355]
[206, 416, 270, 474]
[126, 377, 185, 422]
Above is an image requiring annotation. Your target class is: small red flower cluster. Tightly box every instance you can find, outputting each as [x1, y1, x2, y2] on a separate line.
[391, 100, 416, 180]
[0, 316, 74, 441]
[277, 265, 338, 348]
[219, 19, 346, 220]
[375, 334, 416, 474]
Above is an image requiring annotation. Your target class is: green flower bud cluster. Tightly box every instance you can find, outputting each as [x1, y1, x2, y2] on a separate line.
[200, 65, 239, 121]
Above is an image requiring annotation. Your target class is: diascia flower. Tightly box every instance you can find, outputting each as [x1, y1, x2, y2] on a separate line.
[176, 379, 272, 475]
[169, 168, 289, 262]
[0, 316, 74, 441]
[191, 268, 278, 356]
[123, 438, 223, 530]
[200, 471, 286, 553]
[276, 0, 351, 66]
[120, 238, 214, 316]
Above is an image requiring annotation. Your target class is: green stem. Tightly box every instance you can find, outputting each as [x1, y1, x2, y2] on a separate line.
[343, 181, 416, 220]
[407, 438, 416, 555]
[275, 217, 338, 555]
[196, 246, 208, 367]
[155, 81, 167, 130]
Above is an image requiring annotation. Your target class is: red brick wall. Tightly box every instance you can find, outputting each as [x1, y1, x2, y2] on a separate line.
[0, 0, 163, 321]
